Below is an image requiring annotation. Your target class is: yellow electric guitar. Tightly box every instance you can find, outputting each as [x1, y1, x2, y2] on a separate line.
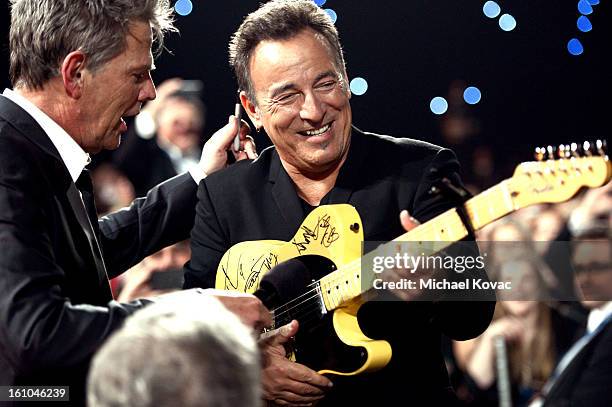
[216, 143, 611, 377]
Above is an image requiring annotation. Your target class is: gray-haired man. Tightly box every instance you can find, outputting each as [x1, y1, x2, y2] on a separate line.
[0, 0, 266, 403]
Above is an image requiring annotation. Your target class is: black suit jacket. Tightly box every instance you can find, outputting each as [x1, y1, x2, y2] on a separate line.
[186, 127, 494, 405]
[0, 95, 197, 403]
[543, 319, 612, 407]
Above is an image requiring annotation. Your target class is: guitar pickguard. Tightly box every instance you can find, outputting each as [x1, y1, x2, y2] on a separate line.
[215, 204, 393, 376]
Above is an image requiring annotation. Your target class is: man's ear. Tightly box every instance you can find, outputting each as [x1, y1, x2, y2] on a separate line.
[240, 90, 263, 130]
[61, 51, 86, 99]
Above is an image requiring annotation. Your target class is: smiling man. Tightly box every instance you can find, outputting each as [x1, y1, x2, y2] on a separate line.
[185, 0, 494, 405]
[0, 0, 266, 404]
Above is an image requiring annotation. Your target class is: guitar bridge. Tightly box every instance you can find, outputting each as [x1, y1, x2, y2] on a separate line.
[312, 280, 328, 316]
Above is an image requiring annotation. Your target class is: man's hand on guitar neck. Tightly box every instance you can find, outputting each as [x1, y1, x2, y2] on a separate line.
[260, 320, 333, 406]
[376, 210, 440, 302]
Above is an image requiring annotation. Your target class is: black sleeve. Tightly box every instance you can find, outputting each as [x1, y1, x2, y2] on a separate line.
[410, 147, 495, 340]
[0, 141, 151, 375]
[183, 179, 228, 289]
[98, 172, 198, 279]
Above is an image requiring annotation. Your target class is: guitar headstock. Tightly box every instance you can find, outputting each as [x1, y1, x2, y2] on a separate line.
[508, 140, 611, 209]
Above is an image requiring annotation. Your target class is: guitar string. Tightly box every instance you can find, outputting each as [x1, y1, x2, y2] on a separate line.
[267, 171, 591, 324]
[274, 301, 326, 329]
[272, 259, 362, 318]
[268, 185, 511, 321]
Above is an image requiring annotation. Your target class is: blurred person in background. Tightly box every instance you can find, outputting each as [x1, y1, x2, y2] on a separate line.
[113, 78, 208, 196]
[454, 220, 583, 406]
[91, 163, 136, 215]
[88, 294, 262, 407]
[532, 223, 611, 406]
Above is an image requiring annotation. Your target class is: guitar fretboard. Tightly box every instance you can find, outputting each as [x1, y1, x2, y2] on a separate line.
[317, 180, 517, 310]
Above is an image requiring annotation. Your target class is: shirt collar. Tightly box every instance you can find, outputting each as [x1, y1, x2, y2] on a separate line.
[587, 301, 612, 334]
[3, 88, 91, 182]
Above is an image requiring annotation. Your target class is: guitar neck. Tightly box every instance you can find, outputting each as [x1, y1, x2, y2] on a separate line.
[318, 179, 517, 311]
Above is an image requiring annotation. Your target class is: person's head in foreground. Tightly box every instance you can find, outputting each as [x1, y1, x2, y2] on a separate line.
[87, 295, 261, 407]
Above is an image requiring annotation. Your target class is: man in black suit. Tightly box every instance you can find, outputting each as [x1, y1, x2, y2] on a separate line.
[185, 0, 494, 405]
[534, 233, 612, 407]
[0, 0, 267, 403]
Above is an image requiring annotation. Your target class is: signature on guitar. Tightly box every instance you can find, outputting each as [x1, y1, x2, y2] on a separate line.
[291, 213, 340, 254]
[221, 249, 279, 292]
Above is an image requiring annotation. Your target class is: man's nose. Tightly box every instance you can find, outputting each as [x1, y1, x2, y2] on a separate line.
[299, 92, 325, 123]
[140, 76, 157, 103]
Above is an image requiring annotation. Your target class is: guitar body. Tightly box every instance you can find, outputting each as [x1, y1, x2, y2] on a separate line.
[215, 204, 392, 376]
[213, 151, 611, 376]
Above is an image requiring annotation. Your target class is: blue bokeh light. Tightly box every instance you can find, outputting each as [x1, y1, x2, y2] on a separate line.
[350, 77, 368, 96]
[313, 0, 327, 6]
[325, 8, 337, 23]
[578, 0, 593, 15]
[499, 14, 517, 31]
[463, 87, 482, 105]
[567, 38, 584, 56]
[175, 0, 193, 16]
[483, 1, 501, 18]
[587, 0, 599, 5]
[430, 97, 449, 115]
[577, 15, 593, 32]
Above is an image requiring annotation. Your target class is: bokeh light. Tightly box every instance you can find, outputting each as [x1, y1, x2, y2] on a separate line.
[463, 86, 482, 105]
[175, 0, 193, 16]
[350, 77, 369, 96]
[577, 0, 593, 15]
[483, 1, 501, 19]
[577, 15, 592, 32]
[325, 8, 337, 23]
[499, 14, 517, 31]
[313, 0, 327, 6]
[430, 97, 449, 115]
[567, 38, 584, 56]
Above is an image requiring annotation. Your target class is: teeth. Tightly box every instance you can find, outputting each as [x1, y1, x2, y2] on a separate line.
[305, 123, 331, 136]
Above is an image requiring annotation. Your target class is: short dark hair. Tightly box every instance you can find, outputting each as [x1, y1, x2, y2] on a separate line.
[228, 0, 346, 104]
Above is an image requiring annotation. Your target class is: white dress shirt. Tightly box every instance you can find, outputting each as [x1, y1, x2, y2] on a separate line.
[3, 88, 90, 183]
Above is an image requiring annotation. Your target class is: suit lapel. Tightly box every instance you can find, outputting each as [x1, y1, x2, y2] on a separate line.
[327, 126, 365, 204]
[66, 181, 110, 287]
[0, 96, 110, 289]
[269, 151, 306, 229]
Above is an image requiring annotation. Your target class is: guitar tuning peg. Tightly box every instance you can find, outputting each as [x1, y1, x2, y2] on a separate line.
[534, 147, 545, 161]
[570, 142, 579, 157]
[546, 145, 556, 160]
[558, 144, 565, 159]
[583, 141, 592, 156]
[595, 139, 607, 156]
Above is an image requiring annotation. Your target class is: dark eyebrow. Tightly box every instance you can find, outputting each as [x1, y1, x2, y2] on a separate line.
[269, 82, 297, 99]
[314, 70, 337, 83]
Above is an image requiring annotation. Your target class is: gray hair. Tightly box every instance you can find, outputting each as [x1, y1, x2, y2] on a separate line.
[229, 0, 346, 104]
[87, 294, 261, 407]
[9, 0, 176, 89]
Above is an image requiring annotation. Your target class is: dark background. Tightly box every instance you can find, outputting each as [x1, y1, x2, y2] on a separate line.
[1, 1, 609, 187]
